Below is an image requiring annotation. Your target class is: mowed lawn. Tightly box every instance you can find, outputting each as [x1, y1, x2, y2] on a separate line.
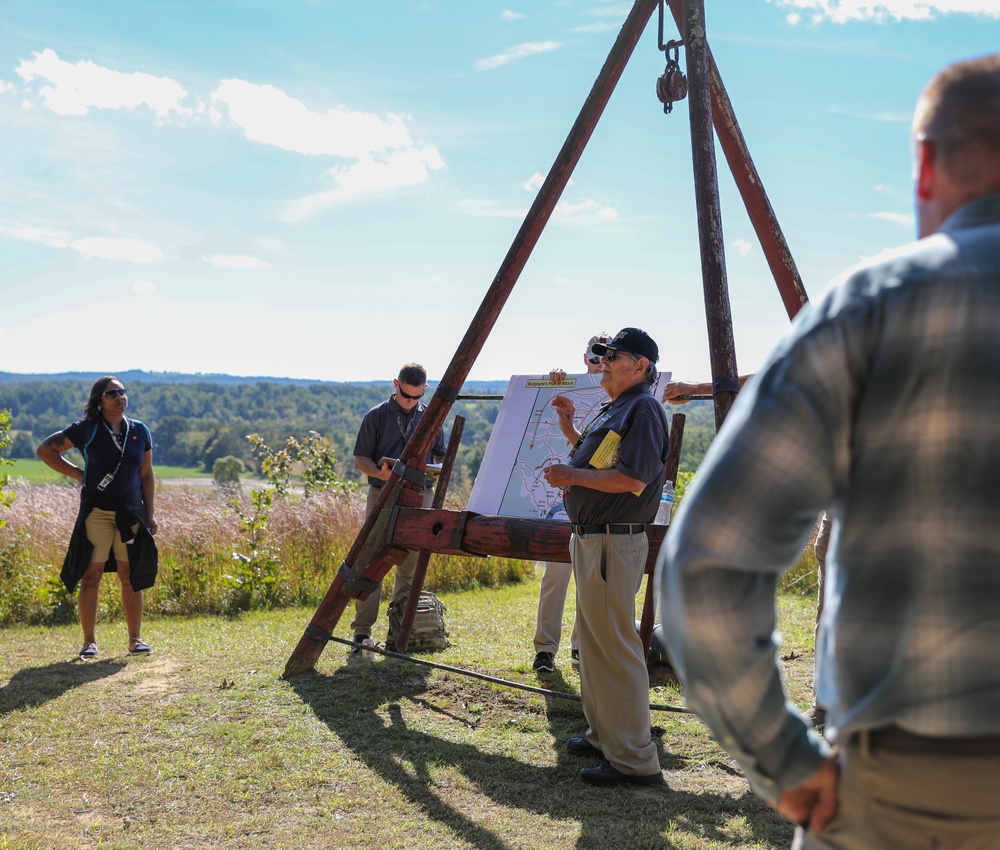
[0, 573, 819, 850]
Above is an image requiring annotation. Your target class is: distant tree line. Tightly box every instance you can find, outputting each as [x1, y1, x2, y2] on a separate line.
[0, 378, 506, 489]
[0, 377, 716, 486]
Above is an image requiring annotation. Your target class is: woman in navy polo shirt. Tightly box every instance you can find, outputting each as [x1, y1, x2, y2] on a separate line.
[36, 376, 158, 659]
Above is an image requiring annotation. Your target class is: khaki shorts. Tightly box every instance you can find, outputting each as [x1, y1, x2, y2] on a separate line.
[84, 508, 138, 563]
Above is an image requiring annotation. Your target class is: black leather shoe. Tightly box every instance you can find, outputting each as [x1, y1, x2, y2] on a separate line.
[566, 737, 603, 758]
[532, 651, 555, 672]
[580, 762, 664, 787]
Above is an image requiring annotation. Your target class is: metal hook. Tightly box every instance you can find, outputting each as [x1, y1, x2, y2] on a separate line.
[656, 2, 687, 115]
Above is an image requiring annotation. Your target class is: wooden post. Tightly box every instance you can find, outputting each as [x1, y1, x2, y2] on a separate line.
[393, 416, 465, 653]
[683, 0, 740, 431]
[283, 0, 660, 678]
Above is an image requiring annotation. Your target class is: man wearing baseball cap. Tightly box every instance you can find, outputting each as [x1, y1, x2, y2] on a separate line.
[543, 327, 670, 786]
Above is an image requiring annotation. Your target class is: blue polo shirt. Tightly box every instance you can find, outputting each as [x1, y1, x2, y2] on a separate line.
[563, 383, 669, 525]
[63, 417, 153, 498]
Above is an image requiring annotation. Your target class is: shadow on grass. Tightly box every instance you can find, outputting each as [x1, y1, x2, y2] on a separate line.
[290, 657, 794, 850]
[0, 658, 126, 715]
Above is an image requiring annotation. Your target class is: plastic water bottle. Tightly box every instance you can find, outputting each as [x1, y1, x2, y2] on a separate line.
[655, 481, 674, 525]
[361, 637, 377, 661]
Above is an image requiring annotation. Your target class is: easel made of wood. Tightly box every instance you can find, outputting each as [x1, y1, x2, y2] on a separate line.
[283, 0, 809, 678]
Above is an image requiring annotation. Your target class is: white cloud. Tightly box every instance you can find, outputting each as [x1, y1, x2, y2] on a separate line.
[500, 9, 525, 20]
[1, 224, 163, 262]
[866, 210, 915, 226]
[282, 146, 445, 220]
[522, 171, 573, 192]
[523, 173, 544, 192]
[825, 105, 912, 122]
[474, 41, 562, 71]
[132, 279, 157, 295]
[457, 195, 617, 224]
[211, 79, 413, 157]
[70, 236, 164, 263]
[733, 239, 754, 256]
[0, 225, 71, 248]
[874, 183, 908, 201]
[552, 198, 618, 223]
[769, 0, 1000, 23]
[15, 49, 195, 118]
[204, 254, 272, 270]
[0, 227, 163, 263]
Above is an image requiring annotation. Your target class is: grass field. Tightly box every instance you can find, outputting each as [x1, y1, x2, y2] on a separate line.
[8, 457, 213, 484]
[0, 575, 819, 849]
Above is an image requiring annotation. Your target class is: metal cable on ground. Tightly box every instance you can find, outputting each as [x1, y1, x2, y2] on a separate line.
[331, 636, 695, 715]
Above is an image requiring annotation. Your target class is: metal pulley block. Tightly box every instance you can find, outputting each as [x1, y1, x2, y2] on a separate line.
[656, 62, 688, 113]
[655, 1, 686, 116]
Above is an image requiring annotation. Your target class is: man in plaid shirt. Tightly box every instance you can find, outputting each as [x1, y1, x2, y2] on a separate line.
[659, 54, 1000, 848]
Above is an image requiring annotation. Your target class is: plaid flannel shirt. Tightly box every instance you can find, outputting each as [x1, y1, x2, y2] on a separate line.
[658, 194, 1000, 800]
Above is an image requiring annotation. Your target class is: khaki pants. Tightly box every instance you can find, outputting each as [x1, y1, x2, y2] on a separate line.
[84, 507, 138, 562]
[571, 530, 659, 776]
[533, 561, 578, 655]
[350, 485, 434, 638]
[794, 732, 1000, 849]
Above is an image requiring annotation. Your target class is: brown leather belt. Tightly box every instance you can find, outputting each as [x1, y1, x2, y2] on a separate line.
[859, 725, 1000, 756]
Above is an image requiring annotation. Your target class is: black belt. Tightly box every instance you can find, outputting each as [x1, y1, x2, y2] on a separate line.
[571, 523, 646, 535]
[370, 482, 434, 490]
[858, 725, 1000, 756]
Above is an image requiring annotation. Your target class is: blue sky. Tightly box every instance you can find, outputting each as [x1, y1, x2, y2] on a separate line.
[1, 1, 997, 383]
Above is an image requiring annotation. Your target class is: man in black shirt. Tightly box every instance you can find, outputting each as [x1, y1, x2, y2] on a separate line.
[351, 363, 446, 654]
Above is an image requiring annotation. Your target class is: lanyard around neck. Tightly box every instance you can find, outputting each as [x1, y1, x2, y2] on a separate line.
[568, 401, 612, 460]
[102, 418, 129, 481]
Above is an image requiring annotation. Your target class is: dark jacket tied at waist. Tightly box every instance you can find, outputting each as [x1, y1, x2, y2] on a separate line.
[60, 487, 159, 593]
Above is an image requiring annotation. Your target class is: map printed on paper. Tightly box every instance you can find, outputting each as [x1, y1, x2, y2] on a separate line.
[466, 371, 670, 519]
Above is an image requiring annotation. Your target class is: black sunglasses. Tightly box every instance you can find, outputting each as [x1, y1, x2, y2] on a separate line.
[397, 387, 424, 401]
[604, 349, 638, 362]
[103, 388, 128, 398]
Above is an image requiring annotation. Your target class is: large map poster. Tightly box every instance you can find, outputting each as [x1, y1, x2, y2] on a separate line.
[467, 371, 670, 519]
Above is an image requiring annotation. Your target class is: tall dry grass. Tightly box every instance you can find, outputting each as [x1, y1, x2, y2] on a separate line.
[0, 482, 532, 628]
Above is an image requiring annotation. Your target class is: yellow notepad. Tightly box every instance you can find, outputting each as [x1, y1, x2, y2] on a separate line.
[588, 431, 621, 470]
[588, 430, 642, 496]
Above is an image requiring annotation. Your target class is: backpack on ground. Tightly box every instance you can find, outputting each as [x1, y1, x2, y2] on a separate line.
[387, 590, 450, 651]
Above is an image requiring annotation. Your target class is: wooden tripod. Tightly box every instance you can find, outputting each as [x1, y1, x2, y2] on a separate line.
[283, 0, 808, 678]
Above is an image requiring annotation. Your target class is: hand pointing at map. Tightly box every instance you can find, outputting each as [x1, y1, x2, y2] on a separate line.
[551, 394, 581, 444]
